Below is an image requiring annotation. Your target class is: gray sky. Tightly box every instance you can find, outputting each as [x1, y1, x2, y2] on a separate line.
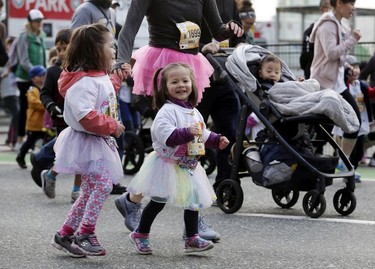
[253, 0, 375, 21]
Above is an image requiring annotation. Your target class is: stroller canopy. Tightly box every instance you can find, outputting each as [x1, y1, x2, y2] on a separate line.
[225, 44, 296, 93]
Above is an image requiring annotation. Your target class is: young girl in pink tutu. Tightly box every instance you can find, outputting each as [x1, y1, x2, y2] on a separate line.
[127, 63, 229, 255]
[50, 23, 130, 257]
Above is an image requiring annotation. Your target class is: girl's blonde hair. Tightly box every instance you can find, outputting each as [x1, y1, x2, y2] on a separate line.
[152, 63, 198, 110]
[63, 23, 111, 71]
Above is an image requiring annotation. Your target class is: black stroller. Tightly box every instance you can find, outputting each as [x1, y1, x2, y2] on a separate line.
[206, 44, 357, 218]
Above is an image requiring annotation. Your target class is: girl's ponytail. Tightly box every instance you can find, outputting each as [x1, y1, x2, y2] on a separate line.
[152, 67, 164, 110]
[152, 67, 163, 95]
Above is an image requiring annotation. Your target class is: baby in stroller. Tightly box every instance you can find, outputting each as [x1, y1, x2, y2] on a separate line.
[245, 54, 308, 186]
[246, 54, 289, 140]
[206, 44, 358, 218]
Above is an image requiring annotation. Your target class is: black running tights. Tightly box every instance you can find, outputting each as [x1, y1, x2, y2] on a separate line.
[137, 199, 198, 237]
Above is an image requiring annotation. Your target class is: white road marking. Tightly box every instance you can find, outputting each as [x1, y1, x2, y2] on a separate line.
[237, 213, 375, 225]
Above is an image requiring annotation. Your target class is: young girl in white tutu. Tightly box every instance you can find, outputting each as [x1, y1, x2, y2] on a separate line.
[50, 23, 130, 257]
[127, 63, 229, 255]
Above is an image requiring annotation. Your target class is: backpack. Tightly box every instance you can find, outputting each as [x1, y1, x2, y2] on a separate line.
[299, 23, 314, 79]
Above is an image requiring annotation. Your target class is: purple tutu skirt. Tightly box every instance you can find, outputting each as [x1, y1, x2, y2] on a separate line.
[131, 46, 214, 103]
[53, 127, 123, 184]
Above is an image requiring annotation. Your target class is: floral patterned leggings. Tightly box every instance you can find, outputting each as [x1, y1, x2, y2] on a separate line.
[63, 167, 112, 234]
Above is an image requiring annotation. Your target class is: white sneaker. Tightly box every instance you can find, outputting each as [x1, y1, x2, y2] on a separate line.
[14, 142, 22, 152]
[41, 170, 56, 199]
[369, 158, 375, 167]
[71, 191, 80, 203]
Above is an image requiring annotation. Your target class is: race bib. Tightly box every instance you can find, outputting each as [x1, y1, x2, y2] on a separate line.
[187, 122, 205, 156]
[213, 38, 229, 48]
[176, 21, 201, 50]
[356, 92, 364, 112]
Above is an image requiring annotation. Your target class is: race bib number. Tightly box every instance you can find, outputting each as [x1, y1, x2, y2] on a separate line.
[187, 122, 205, 156]
[176, 21, 201, 50]
[356, 92, 364, 112]
[213, 38, 229, 48]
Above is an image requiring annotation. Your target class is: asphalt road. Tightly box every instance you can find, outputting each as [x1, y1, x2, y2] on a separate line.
[1, 159, 375, 269]
[1, 112, 375, 269]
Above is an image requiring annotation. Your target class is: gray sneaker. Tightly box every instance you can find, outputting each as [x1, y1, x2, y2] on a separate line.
[114, 192, 142, 232]
[74, 233, 106, 256]
[71, 191, 80, 204]
[41, 170, 56, 199]
[369, 158, 375, 167]
[51, 232, 86, 258]
[182, 215, 221, 242]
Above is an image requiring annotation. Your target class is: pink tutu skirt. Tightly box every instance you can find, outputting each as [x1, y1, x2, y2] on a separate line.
[131, 46, 214, 103]
[127, 151, 216, 210]
[53, 127, 123, 184]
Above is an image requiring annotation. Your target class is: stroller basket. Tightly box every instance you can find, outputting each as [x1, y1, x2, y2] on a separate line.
[292, 155, 338, 191]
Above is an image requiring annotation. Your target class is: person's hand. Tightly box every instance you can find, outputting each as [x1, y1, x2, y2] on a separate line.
[218, 136, 229, 150]
[1, 69, 9, 78]
[352, 29, 361, 41]
[49, 105, 63, 119]
[112, 62, 132, 80]
[202, 42, 220, 54]
[188, 123, 200, 136]
[227, 21, 244, 37]
[113, 121, 125, 138]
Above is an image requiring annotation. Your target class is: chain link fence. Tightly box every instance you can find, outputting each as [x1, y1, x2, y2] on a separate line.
[262, 42, 375, 77]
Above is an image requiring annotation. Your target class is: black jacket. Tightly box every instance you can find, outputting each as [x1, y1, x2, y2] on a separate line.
[359, 54, 375, 87]
[300, 23, 314, 79]
[40, 59, 66, 128]
[200, 0, 244, 47]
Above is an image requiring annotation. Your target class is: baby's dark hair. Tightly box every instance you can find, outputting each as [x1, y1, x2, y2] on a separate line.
[152, 63, 198, 110]
[55, 28, 72, 45]
[330, 0, 355, 7]
[259, 54, 282, 69]
[63, 23, 111, 71]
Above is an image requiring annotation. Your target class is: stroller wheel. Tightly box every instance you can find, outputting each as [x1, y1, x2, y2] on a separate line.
[216, 179, 244, 214]
[302, 190, 326, 218]
[123, 131, 145, 175]
[333, 189, 356, 216]
[200, 148, 217, 176]
[272, 189, 299, 208]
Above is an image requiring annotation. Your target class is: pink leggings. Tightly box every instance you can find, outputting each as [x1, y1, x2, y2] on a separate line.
[61, 167, 113, 235]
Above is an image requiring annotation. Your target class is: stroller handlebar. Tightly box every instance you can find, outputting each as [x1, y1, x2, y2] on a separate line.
[205, 52, 228, 83]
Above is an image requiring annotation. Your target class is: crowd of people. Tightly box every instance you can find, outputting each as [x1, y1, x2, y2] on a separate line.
[0, 0, 374, 259]
[302, 0, 375, 182]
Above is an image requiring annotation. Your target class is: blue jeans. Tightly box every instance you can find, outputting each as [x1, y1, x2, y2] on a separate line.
[33, 137, 56, 169]
[119, 99, 140, 131]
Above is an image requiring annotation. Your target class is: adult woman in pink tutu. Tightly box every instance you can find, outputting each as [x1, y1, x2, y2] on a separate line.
[114, 0, 243, 103]
[112, 0, 243, 242]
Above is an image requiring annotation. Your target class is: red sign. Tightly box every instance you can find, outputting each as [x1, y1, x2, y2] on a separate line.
[9, 0, 84, 20]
